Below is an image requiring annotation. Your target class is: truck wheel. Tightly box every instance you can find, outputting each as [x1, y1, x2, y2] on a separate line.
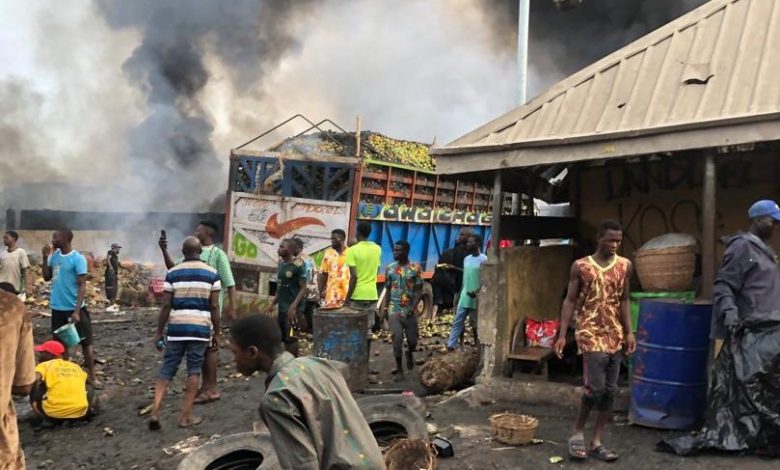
[416, 282, 433, 318]
[177, 432, 280, 470]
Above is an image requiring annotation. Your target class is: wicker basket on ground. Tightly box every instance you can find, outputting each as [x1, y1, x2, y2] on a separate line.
[635, 245, 696, 291]
[489, 413, 539, 445]
[384, 439, 437, 470]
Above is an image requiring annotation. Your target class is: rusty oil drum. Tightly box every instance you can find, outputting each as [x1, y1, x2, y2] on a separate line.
[313, 306, 369, 392]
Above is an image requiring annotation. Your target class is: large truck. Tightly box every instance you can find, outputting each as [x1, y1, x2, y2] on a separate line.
[225, 116, 503, 316]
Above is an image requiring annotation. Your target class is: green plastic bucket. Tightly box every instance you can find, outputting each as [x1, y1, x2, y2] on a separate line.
[54, 323, 81, 347]
[628, 291, 695, 380]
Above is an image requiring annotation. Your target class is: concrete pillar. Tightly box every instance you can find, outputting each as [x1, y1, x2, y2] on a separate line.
[476, 253, 508, 381]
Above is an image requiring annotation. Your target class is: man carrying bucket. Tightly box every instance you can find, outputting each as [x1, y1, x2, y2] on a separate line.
[42, 230, 99, 389]
[553, 220, 636, 462]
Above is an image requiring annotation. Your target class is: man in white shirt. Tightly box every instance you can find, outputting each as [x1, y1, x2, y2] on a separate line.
[0, 231, 30, 300]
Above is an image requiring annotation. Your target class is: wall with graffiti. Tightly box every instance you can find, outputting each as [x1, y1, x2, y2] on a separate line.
[228, 192, 351, 269]
[580, 153, 780, 258]
[357, 201, 491, 226]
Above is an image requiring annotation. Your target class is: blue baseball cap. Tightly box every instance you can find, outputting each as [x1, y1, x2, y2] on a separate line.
[748, 200, 780, 221]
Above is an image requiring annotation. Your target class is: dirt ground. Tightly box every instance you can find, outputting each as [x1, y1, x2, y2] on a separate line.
[16, 307, 777, 470]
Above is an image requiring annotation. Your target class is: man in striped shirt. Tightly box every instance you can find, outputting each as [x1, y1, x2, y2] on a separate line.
[149, 237, 220, 430]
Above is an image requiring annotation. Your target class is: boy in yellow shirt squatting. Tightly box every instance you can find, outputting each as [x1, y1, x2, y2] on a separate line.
[30, 341, 92, 426]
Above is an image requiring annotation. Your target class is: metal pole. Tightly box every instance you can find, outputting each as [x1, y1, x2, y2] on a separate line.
[517, 0, 530, 105]
[490, 171, 503, 257]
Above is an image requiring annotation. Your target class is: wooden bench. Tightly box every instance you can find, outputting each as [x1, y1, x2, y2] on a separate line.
[504, 317, 564, 379]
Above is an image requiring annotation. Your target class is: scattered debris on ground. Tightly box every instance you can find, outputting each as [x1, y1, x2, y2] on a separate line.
[25, 260, 158, 310]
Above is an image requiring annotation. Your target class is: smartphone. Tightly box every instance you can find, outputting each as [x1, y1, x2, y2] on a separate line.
[161, 230, 167, 240]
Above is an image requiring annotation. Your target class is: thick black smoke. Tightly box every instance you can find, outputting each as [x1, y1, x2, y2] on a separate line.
[486, 0, 708, 96]
[94, 0, 311, 201]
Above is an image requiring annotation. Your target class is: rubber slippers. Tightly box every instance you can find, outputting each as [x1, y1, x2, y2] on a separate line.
[193, 393, 221, 405]
[568, 437, 588, 460]
[179, 416, 203, 428]
[590, 445, 619, 462]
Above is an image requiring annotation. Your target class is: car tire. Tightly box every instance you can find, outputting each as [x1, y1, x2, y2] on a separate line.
[356, 395, 428, 448]
[177, 432, 280, 470]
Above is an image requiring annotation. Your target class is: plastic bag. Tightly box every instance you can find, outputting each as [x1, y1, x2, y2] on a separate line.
[525, 319, 559, 348]
[659, 322, 780, 456]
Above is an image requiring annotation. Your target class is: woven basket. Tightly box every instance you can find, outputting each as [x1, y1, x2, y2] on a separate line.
[384, 439, 437, 470]
[635, 246, 696, 291]
[489, 413, 539, 445]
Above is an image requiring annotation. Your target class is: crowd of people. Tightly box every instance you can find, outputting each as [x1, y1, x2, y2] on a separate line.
[5, 199, 779, 467]
[0, 219, 486, 469]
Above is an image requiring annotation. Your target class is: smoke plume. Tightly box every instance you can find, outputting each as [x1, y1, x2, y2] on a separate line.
[1, 0, 709, 220]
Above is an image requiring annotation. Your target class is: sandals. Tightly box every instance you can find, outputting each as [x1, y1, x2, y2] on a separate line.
[568, 437, 588, 460]
[193, 393, 221, 405]
[590, 445, 619, 462]
[179, 416, 203, 428]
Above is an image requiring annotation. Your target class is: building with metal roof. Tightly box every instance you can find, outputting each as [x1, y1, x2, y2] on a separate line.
[430, 0, 780, 383]
[433, 0, 780, 174]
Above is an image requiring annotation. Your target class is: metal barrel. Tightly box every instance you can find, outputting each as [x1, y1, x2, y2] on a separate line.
[312, 307, 369, 392]
[629, 299, 712, 430]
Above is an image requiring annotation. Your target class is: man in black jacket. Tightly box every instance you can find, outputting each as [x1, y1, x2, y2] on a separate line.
[663, 200, 780, 456]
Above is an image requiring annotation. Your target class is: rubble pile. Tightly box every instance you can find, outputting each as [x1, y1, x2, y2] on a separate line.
[25, 258, 159, 310]
[117, 261, 155, 291]
[26, 265, 105, 310]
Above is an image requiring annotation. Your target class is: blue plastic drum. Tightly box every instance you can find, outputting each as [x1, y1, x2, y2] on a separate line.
[629, 299, 712, 430]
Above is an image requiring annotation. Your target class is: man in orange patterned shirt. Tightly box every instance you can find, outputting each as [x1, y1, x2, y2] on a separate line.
[318, 229, 350, 308]
[554, 220, 636, 463]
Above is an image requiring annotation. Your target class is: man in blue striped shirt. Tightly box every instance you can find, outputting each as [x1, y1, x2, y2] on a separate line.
[149, 237, 220, 430]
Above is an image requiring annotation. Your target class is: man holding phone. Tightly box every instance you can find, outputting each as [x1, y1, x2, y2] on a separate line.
[446, 234, 487, 350]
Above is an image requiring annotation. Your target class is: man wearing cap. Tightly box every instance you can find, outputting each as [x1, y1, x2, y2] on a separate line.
[30, 340, 91, 425]
[0, 285, 35, 469]
[104, 243, 129, 310]
[711, 199, 780, 338]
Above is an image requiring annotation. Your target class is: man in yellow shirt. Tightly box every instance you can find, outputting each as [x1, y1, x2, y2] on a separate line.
[345, 222, 382, 351]
[30, 341, 90, 424]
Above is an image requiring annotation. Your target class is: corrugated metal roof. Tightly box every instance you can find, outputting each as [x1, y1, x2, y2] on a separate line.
[433, 0, 780, 172]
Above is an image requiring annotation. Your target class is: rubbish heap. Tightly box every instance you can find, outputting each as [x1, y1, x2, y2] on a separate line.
[25, 257, 158, 309]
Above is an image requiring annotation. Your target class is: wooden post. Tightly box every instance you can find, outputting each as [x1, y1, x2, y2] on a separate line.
[701, 154, 717, 300]
[490, 171, 503, 257]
